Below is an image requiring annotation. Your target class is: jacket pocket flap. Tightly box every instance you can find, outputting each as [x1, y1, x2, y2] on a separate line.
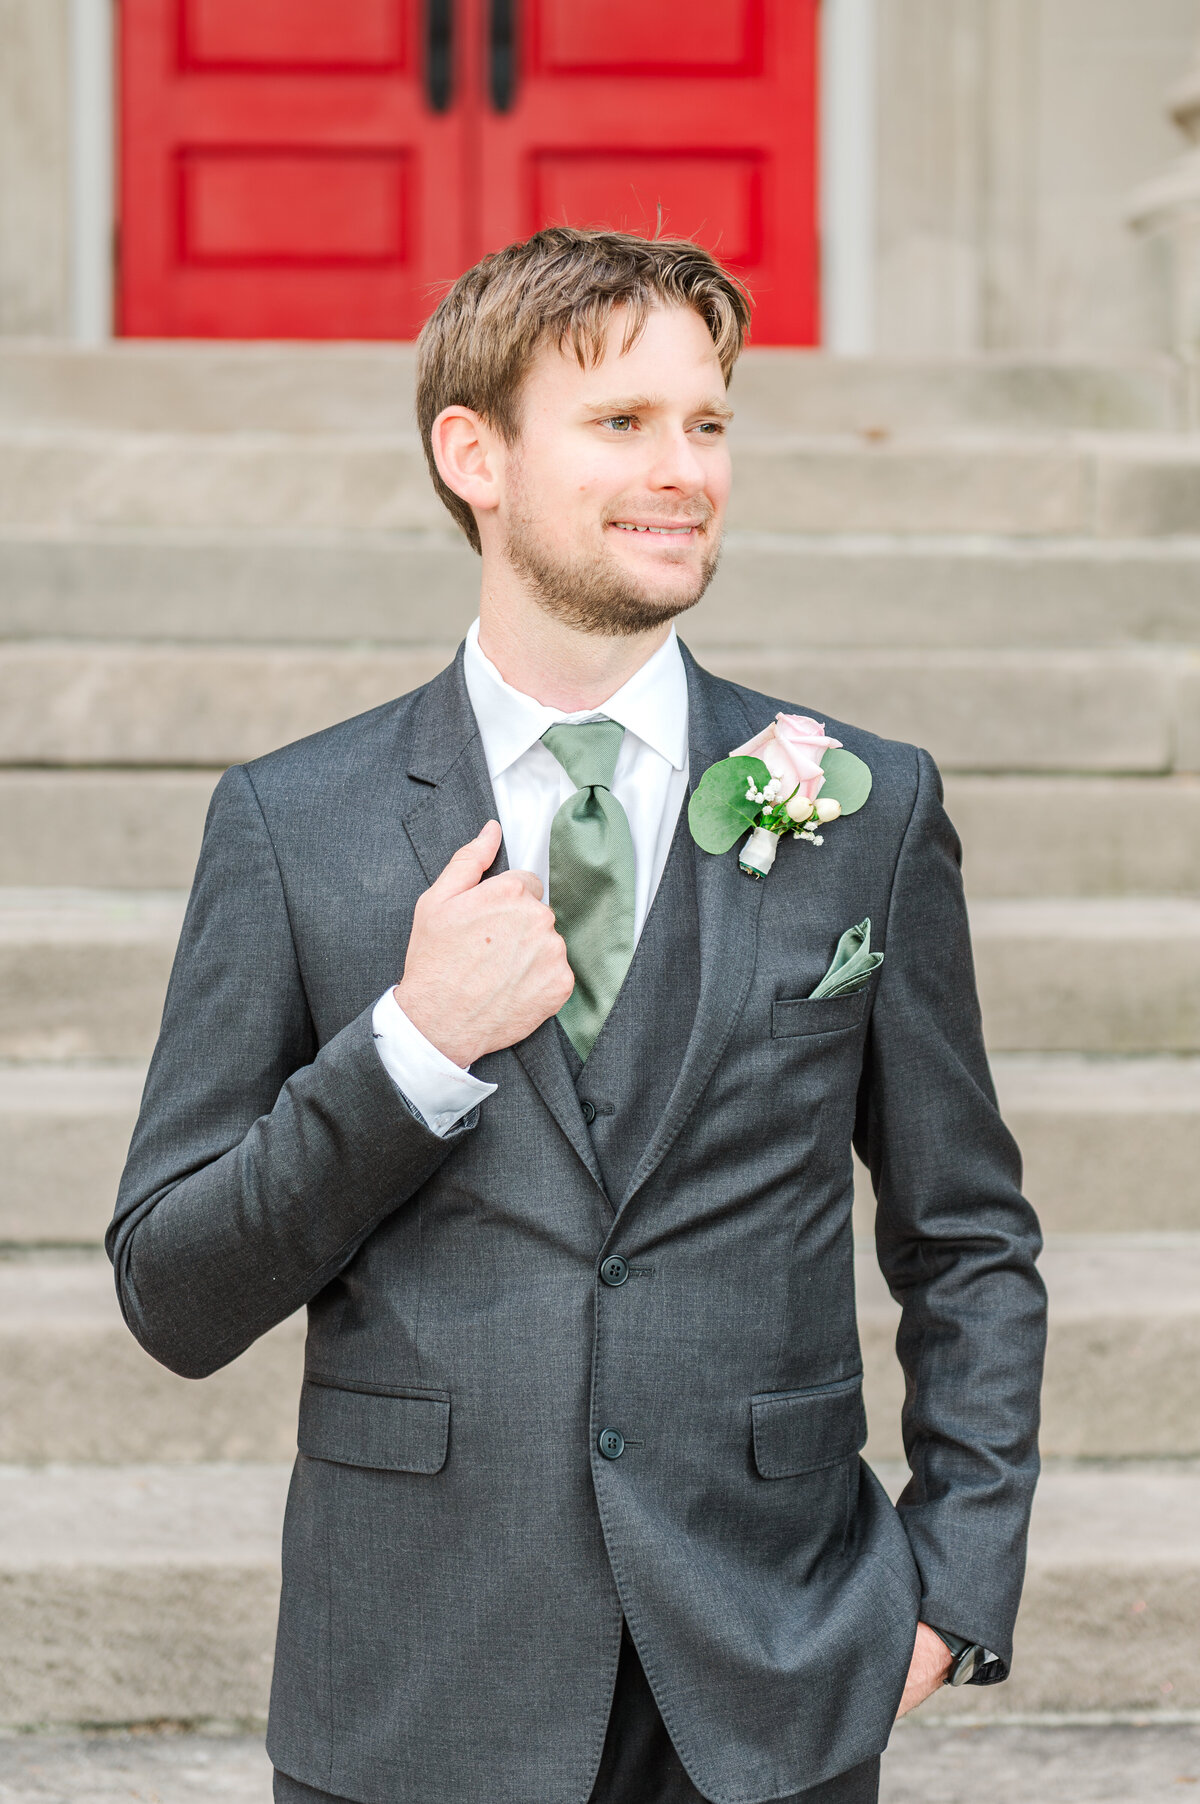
[751, 1375, 867, 1477]
[298, 1380, 450, 1474]
[772, 992, 867, 1039]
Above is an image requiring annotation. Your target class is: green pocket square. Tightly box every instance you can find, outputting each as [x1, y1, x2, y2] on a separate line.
[808, 918, 884, 1000]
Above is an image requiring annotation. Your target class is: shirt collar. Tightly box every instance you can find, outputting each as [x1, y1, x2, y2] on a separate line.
[462, 619, 689, 781]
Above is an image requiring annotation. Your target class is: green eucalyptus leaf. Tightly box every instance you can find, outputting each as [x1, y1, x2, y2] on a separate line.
[688, 756, 772, 854]
[818, 748, 873, 816]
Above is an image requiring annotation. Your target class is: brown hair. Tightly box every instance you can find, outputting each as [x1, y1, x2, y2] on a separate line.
[415, 226, 752, 552]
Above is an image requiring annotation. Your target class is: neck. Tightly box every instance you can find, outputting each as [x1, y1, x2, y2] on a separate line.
[476, 572, 673, 712]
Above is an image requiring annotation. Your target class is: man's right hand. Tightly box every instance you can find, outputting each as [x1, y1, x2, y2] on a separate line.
[394, 820, 574, 1069]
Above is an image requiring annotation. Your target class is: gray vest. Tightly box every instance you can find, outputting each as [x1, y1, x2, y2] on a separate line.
[559, 806, 701, 1205]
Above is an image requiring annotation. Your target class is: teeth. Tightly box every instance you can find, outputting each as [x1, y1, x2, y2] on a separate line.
[613, 523, 692, 534]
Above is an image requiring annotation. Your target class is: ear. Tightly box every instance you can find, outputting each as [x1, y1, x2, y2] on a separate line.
[430, 405, 503, 520]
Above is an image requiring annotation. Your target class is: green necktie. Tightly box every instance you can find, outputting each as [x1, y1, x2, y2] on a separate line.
[541, 720, 636, 1061]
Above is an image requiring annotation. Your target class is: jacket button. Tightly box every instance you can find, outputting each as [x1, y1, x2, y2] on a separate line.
[600, 1255, 629, 1287]
[581, 1100, 596, 1124]
[598, 1428, 625, 1460]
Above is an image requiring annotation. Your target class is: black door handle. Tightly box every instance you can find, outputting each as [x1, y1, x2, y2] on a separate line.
[426, 0, 453, 112]
[489, 0, 517, 112]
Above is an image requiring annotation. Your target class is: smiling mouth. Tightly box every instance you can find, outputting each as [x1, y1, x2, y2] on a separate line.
[609, 522, 700, 535]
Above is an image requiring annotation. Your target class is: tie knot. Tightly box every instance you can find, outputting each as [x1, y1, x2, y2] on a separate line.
[541, 719, 625, 792]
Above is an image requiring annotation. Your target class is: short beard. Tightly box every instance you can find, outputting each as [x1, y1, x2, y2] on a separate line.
[502, 498, 722, 639]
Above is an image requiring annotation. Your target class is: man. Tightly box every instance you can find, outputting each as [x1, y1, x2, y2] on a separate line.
[108, 228, 1046, 1804]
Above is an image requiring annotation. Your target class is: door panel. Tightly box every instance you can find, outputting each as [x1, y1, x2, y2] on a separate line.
[479, 0, 818, 344]
[532, 154, 763, 267]
[536, 0, 760, 73]
[119, 0, 819, 343]
[180, 0, 408, 71]
[120, 0, 463, 338]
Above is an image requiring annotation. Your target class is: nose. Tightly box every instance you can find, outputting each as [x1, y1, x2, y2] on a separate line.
[645, 424, 707, 496]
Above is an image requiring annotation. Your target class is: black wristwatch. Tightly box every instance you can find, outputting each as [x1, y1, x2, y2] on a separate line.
[928, 1627, 997, 1687]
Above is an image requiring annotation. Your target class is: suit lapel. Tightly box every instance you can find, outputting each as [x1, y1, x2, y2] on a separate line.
[618, 648, 764, 1213]
[401, 651, 604, 1193]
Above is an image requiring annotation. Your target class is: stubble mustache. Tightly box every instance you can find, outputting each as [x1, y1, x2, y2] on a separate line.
[504, 495, 723, 639]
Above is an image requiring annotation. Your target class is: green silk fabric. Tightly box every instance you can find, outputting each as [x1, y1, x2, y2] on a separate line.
[541, 720, 636, 1060]
[808, 917, 884, 999]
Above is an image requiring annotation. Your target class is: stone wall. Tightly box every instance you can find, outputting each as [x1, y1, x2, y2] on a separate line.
[0, 0, 1195, 350]
[875, 0, 1199, 352]
[0, 0, 70, 337]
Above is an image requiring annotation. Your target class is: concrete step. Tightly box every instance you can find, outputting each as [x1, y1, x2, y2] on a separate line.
[4, 1725, 1200, 1804]
[9, 1056, 1195, 1250]
[971, 898, 1200, 1054]
[6, 528, 1200, 651]
[4, 428, 1200, 537]
[0, 1065, 144, 1244]
[0, 1237, 1194, 1463]
[0, 772, 214, 890]
[0, 1459, 1195, 1725]
[1, 642, 1195, 774]
[0, 1258, 303, 1461]
[0, 344, 1184, 435]
[947, 776, 1200, 900]
[854, 1054, 1200, 1237]
[2, 891, 1195, 1062]
[885, 1461, 1200, 1719]
[0, 1462, 286, 1726]
[988, 1055, 1200, 1234]
[0, 890, 183, 1061]
[0, 1730, 275, 1802]
[4, 769, 1200, 900]
[860, 1238, 1200, 1461]
[883, 1723, 1200, 1799]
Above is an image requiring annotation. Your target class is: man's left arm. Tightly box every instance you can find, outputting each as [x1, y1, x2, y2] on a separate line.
[853, 746, 1048, 1686]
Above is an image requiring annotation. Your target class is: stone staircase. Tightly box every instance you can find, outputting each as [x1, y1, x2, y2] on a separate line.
[0, 341, 1197, 1728]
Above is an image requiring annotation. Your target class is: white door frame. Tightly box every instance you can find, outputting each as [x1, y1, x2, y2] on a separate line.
[67, 0, 874, 350]
[821, 0, 877, 353]
[68, 0, 115, 343]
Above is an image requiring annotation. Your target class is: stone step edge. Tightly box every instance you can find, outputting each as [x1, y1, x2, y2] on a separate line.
[8, 424, 1200, 451]
[0, 1456, 1194, 1550]
[0, 1460, 1196, 1724]
[3, 523, 1200, 554]
[4, 890, 1199, 932]
[2, 1053, 1197, 1115]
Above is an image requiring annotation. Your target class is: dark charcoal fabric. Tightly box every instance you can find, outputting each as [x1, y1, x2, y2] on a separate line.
[274, 1622, 881, 1804]
[560, 802, 702, 1207]
[109, 644, 1046, 1804]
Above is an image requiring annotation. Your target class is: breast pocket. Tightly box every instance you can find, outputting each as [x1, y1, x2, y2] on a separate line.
[298, 1378, 450, 1474]
[771, 991, 868, 1039]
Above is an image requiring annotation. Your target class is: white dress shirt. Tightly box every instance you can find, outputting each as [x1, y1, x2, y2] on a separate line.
[372, 621, 691, 1135]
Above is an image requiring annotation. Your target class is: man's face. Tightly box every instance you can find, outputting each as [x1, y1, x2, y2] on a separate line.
[497, 303, 733, 636]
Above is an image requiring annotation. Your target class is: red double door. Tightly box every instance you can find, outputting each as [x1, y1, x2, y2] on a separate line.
[119, 0, 819, 342]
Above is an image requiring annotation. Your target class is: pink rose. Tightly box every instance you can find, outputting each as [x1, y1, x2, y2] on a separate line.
[731, 713, 842, 816]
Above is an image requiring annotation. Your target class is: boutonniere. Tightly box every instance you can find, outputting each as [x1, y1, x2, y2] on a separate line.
[688, 713, 872, 878]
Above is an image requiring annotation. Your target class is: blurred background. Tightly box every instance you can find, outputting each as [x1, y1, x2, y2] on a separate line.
[1, 1, 1199, 1798]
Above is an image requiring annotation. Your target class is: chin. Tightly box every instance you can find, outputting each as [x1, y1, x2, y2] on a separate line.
[505, 511, 722, 636]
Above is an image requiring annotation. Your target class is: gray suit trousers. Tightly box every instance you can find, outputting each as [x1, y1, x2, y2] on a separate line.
[272, 1622, 880, 1804]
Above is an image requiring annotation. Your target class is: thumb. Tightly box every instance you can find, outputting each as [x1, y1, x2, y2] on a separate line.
[430, 820, 502, 899]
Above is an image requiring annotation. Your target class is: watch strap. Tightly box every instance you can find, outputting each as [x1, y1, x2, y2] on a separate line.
[927, 1626, 994, 1687]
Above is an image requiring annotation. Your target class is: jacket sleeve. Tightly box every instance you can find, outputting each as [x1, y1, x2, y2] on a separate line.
[106, 763, 475, 1380]
[853, 747, 1047, 1676]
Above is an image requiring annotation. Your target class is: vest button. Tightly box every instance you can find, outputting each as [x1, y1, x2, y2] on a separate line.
[598, 1428, 625, 1460]
[600, 1255, 629, 1287]
[581, 1100, 596, 1124]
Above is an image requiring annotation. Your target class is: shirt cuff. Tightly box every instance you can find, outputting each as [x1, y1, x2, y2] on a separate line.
[370, 988, 496, 1137]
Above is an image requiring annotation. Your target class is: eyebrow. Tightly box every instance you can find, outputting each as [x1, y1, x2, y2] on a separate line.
[582, 393, 735, 422]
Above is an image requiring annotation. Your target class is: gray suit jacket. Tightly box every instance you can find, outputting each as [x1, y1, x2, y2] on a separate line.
[108, 647, 1046, 1804]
